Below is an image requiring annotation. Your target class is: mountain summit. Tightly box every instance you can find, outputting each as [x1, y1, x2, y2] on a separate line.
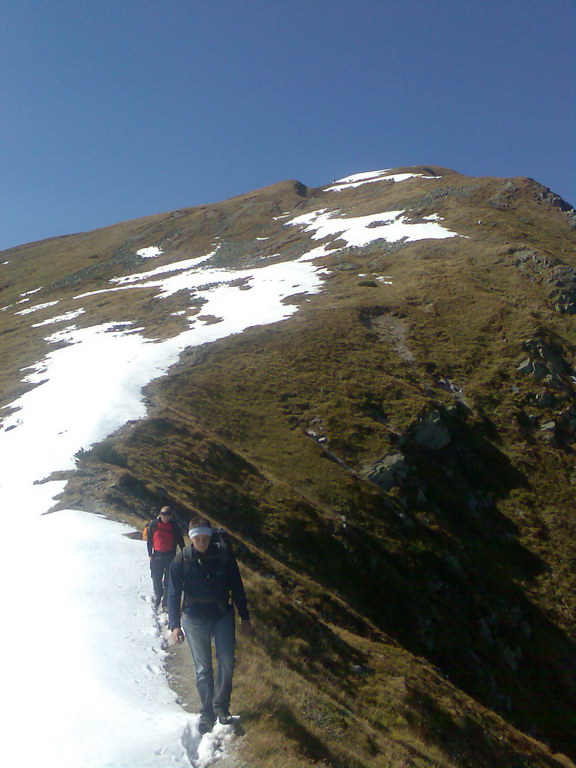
[1, 167, 575, 767]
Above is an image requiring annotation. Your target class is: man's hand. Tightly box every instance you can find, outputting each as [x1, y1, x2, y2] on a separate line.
[240, 619, 254, 637]
[171, 627, 184, 644]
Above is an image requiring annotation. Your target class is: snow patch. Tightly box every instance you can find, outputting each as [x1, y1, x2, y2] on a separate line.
[74, 244, 327, 307]
[112, 251, 217, 285]
[285, 208, 461, 247]
[20, 286, 43, 297]
[325, 169, 441, 192]
[32, 308, 86, 327]
[137, 245, 164, 259]
[15, 300, 59, 315]
[334, 169, 392, 184]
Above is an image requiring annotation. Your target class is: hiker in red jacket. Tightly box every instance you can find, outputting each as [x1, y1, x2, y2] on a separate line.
[147, 506, 185, 609]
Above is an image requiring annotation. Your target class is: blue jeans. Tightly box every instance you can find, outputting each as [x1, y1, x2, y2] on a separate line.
[181, 609, 236, 717]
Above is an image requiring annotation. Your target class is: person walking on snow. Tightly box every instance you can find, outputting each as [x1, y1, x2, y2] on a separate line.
[168, 517, 253, 734]
[147, 506, 185, 609]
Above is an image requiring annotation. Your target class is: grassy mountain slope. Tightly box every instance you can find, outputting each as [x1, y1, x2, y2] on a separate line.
[2, 167, 576, 767]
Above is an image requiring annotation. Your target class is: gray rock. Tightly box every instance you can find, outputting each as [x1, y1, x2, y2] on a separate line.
[517, 358, 533, 374]
[352, 663, 375, 676]
[513, 246, 576, 314]
[367, 453, 409, 490]
[412, 411, 451, 450]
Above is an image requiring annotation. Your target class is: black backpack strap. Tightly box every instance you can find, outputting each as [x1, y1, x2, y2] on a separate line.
[213, 528, 231, 560]
[172, 545, 192, 614]
[146, 519, 158, 554]
[182, 544, 193, 579]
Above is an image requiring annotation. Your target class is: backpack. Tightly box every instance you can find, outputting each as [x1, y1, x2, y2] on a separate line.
[142, 519, 156, 541]
[179, 528, 231, 579]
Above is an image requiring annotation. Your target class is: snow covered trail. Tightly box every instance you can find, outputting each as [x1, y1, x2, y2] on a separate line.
[14, 510, 191, 767]
[3, 507, 235, 767]
[0, 248, 327, 766]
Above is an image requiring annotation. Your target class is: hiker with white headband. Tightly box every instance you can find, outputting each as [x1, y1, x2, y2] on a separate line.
[167, 516, 253, 735]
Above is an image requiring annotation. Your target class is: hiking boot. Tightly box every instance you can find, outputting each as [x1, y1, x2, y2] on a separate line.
[216, 711, 234, 725]
[198, 714, 215, 735]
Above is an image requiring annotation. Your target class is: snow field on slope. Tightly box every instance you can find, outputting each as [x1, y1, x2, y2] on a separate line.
[0, 193, 462, 766]
[285, 206, 462, 246]
[324, 168, 441, 191]
[0, 242, 329, 767]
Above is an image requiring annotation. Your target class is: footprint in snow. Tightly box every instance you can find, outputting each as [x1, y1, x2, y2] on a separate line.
[181, 718, 236, 767]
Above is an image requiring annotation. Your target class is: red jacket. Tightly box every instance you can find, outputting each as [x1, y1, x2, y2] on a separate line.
[147, 518, 185, 556]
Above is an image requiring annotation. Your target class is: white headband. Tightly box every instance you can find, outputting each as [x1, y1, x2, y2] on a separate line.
[189, 526, 213, 538]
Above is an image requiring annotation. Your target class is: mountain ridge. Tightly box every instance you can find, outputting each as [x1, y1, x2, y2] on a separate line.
[3, 165, 571, 256]
[2, 166, 576, 767]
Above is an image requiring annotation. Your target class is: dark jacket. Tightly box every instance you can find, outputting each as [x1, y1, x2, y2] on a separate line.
[168, 536, 250, 629]
[146, 518, 185, 557]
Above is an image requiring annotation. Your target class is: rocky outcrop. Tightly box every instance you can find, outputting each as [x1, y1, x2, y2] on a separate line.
[516, 331, 575, 385]
[367, 452, 409, 490]
[512, 247, 576, 313]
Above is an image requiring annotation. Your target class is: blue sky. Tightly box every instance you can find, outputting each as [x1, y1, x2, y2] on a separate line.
[1, 0, 574, 251]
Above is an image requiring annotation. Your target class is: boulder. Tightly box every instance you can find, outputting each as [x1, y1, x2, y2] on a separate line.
[367, 452, 409, 490]
[412, 410, 451, 450]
